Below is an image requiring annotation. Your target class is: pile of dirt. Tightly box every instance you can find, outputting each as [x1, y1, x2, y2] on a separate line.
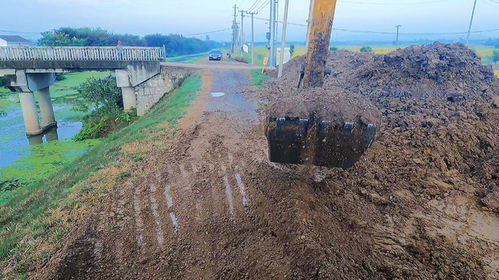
[246, 42, 499, 278]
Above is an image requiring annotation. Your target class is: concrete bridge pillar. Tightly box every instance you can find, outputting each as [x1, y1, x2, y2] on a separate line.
[7, 71, 57, 136]
[121, 87, 137, 112]
[37, 87, 57, 129]
[19, 91, 43, 136]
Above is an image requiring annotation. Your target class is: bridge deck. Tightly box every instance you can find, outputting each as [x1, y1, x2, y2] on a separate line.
[0, 46, 164, 62]
[0, 46, 164, 71]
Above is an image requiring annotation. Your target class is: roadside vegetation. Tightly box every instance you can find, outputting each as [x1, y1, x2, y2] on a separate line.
[0, 74, 202, 278]
[249, 69, 269, 87]
[72, 76, 137, 140]
[39, 27, 223, 57]
[165, 51, 211, 64]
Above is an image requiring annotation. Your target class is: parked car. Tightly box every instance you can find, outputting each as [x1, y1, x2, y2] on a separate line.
[209, 50, 223, 61]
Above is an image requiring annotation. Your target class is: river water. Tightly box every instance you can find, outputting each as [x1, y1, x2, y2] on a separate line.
[0, 72, 107, 183]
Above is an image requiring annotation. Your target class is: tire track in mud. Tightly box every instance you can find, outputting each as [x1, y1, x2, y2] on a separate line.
[41, 67, 265, 279]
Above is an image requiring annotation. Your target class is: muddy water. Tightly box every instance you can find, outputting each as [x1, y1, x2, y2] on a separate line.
[0, 72, 106, 182]
[0, 102, 83, 169]
[206, 70, 257, 132]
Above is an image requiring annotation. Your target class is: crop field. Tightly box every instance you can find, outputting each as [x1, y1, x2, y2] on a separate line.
[240, 45, 496, 68]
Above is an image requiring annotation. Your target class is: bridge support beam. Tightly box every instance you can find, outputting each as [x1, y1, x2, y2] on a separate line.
[19, 91, 43, 136]
[121, 87, 137, 112]
[38, 87, 57, 129]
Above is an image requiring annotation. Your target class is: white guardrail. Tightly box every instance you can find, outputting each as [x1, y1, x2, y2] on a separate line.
[0, 46, 165, 61]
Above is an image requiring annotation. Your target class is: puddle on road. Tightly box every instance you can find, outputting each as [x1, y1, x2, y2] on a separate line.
[210, 92, 225, 97]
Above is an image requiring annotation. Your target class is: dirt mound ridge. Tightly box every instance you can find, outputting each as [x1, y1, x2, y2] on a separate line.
[246, 42, 499, 279]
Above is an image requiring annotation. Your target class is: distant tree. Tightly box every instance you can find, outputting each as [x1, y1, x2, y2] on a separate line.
[493, 49, 499, 64]
[38, 31, 86, 46]
[144, 33, 222, 57]
[360, 46, 373, 53]
[39, 27, 223, 57]
[485, 38, 499, 48]
[38, 27, 145, 46]
[289, 44, 295, 57]
[330, 46, 338, 51]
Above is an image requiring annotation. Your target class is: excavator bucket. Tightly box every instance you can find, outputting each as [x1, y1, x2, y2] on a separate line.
[266, 117, 377, 169]
[265, 0, 378, 169]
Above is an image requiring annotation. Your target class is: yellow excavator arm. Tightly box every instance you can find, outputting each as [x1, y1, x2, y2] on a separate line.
[302, 0, 338, 88]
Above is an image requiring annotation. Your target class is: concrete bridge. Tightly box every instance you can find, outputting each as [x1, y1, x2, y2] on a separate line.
[0, 46, 172, 136]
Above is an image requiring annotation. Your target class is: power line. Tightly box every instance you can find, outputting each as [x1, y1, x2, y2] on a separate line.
[183, 28, 231, 37]
[466, 0, 478, 45]
[340, 0, 451, 5]
[253, 1, 268, 13]
[247, 0, 265, 12]
[251, 16, 499, 36]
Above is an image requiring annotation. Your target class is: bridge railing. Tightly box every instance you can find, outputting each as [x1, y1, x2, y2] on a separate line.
[0, 46, 165, 61]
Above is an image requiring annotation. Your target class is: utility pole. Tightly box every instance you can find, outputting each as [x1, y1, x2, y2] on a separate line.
[246, 11, 257, 64]
[240, 10, 245, 55]
[231, 5, 239, 54]
[395, 25, 402, 45]
[273, 0, 278, 66]
[278, 0, 290, 78]
[268, 0, 276, 68]
[466, 0, 477, 46]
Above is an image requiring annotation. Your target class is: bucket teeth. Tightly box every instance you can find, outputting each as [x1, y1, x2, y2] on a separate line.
[343, 122, 354, 136]
[364, 124, 377, 146]
[266, 117, 378, 169]
[267, 117, 309, 164]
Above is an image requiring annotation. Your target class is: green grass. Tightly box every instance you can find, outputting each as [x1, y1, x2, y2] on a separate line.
[249, 69, 269, 87]
[50, 72, 110, 99]
[0, 74, 201, 276]
[165, 52, 211, 64]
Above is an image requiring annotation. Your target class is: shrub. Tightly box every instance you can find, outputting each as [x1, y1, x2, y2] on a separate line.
[55, 73, 66, 81]
[290, 45, 295, 57]
[360, 46, 373, 53]
[73, 75, 122, 111]
[0, 77, 8, 87]
[330, 46, 338, 51]
[73, 76, 136, 140]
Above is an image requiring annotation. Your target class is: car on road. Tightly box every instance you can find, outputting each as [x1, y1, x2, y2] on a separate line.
[209, 50, 223, 61]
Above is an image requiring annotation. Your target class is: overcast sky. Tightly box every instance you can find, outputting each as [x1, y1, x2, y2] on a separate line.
[0, 0, 498, 43]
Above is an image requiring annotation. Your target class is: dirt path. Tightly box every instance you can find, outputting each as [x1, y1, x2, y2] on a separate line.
[38, 67, 286, 279]
[161, 61, 261, 70]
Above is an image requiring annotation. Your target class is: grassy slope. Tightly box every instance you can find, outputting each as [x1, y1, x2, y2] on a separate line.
[0, 74, 201, 278]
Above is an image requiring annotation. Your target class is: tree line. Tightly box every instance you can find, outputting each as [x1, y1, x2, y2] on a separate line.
[38, 27, 223, 57]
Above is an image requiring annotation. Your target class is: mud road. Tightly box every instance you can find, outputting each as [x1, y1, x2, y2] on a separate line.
[39, 66, 295, 279]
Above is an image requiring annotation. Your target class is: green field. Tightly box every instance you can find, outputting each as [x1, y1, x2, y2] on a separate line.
[165, 51, 211, 64]
[241, 45, 497, 70]
[0, 73, 201, 278]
